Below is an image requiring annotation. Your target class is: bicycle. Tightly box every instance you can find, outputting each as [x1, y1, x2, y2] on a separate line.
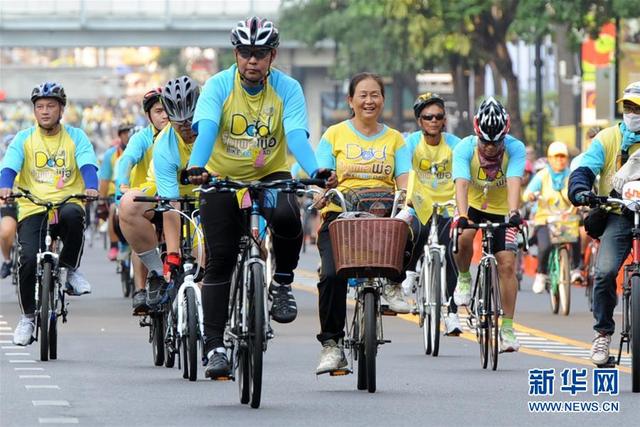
[412, 200, 456, 357]
[4, 190, 95, 361]
[199, 177, 324, 408]
[116, 245, 134, 298]
[453, 220, 528, 370]
[320, 187, 406, 393]
[583, 237, 599, 312]
[545, 210, 580, 316]
[587, 183, 640, 392]
[133, 195, 205, 381]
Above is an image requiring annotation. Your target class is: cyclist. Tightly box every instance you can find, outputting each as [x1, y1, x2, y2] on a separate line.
[0, 134, 18, 279]
[402, 92, 462, 335]
[119, 76, 205, 312]
[524, 141, 581, 293]
[0, 82, 98, 346]
[186, 17, 331, 379]
[98, 122, 133, 261]
[116, 88, 168, 314]
[569, 81, 640, 365]
[451, 96, 526, 353]
[314, 72, 410, 374]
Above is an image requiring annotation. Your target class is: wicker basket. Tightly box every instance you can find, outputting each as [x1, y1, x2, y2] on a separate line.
[329, 217, 408, 279]
[547, 213, 580, 244]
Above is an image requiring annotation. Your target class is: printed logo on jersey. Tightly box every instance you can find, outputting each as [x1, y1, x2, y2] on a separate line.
[224, 113, 278, 158]
[32, 150, 71, 184]
[35, 151, 66, 168]
[477, 166, 505, 181]
[346, 144, 387, 161]
[418, 158, 451, 180]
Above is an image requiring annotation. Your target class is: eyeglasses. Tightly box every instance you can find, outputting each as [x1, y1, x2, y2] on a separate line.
[236, 47, 272, 60]
[420, 113, 445, 121]
[623, 103, 640, 114]
[479, 138, 504, 145]
[171, 119, 192, 128]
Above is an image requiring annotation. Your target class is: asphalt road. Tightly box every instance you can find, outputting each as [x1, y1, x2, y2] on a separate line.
[1, 239, 638, 426]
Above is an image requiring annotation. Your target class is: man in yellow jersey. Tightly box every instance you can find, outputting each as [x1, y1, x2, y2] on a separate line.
[0, 82, 99, 346]
[115, 88, 168, 314]
[119, 76, 206, 313]
[402, 93, 462, 335]
[452, 97, 526, 353]
[569, 81, 640, 365]
[186, 17, 332, 379]
[98, 122, 133, 261]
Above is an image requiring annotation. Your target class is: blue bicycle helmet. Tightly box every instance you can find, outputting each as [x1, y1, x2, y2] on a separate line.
[31, 82, 67, 106]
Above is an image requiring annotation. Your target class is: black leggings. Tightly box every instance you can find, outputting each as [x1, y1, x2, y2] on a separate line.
[199, 172, 302, 351]
[534, 225, 581, 274]
[17, 204, 85, 314]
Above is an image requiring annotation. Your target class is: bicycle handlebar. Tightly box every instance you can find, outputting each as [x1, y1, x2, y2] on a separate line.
[589, 195, 640, 212]
[196, 177, 327, 194]
[5, 190, 96, 208]
[452, 220, 529, 255]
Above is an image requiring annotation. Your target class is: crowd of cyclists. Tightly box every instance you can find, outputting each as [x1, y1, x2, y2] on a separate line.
[1, 16, 640, 383]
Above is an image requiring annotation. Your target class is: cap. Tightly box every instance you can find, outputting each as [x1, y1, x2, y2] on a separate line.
[547, 141, 569, 157]
[616, 81, 640, 105]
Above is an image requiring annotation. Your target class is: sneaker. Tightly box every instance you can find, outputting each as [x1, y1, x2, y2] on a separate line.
[571, 269, 583, 284]
[532, 273, 547, 294]
[145, 271, 168, 308]
[499, 327, 520, 353]
[0, 261, 12, 279]
[269, 282, 297, 323]
[382, 283, 411, 313]
[107, 246, 118, 261]
[316, 339, 348, 375]
[444, 312, 462, 336]
[401, 270, 418, 296]
[132, 289, 149, 316]
[590, 332, 611, 365]
[453, 274, 472, 306]
[65, 270, 92, 295]
[12, 315, 35, 346]
[204, 348, 231, 379]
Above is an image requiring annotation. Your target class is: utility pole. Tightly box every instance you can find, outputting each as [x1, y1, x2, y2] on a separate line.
[534, 37, 544, 157]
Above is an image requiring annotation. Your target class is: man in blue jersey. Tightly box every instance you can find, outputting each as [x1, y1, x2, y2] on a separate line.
[186, 17, 334, 379]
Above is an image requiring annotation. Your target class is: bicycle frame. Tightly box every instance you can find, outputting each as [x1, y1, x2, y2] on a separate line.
[425, 201, 456, 311]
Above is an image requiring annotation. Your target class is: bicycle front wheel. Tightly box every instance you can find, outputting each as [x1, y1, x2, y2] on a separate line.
[186, 287, 199, 381]
[558, 247, 571, 316]
[477, 264, 489, 369]
[120, 260, 131, 298]
[428, 251, 442, 357]
[39, 262, 52, 362]
[151, 313, 165, 366]
[487, 259, 500, 371]
[548, 249, 560, 314]
[364, 290, 377, 393]
[631, 274, 640, 392]
[248, 263, 265, 408]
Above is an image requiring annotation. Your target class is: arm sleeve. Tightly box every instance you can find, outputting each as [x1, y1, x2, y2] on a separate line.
[0, 168, 17, 189]
[286, 128, 318, 176]
[506, 138, 526, 178]
[80, 164, 99, 190]
[315, 137, 335, 170]
[568, 167, 596, 205]
[99, 149, 114, 180]
[578, 139, 606, 176]
[188, 119, 219, 169]
[282, 79, 309, 135]
[452, 140, 472, 181]
[153, 144, 180, 199]
[73, 128, 98, 168]
[394, 142, 411, 177]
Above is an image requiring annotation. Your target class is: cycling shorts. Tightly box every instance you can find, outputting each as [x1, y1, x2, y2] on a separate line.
[467, 207, 518, 253]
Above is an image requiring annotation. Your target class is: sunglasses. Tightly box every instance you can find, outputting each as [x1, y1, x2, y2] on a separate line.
[420, 113, 445, 121]
[236, 47, 272, 60]
[623, 103, 640, 114]
[171, 119, 193, 128]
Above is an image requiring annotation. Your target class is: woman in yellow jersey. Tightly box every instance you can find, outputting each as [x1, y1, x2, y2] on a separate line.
[523, 141, 580, 294]
[314, 72, 411, 374]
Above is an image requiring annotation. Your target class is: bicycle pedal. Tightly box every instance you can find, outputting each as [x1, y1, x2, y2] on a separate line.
[380, 305, 397, 316]
[329, 368, 352, 376]
[379, 339, 391, 344]
[139, 318, 151, 327]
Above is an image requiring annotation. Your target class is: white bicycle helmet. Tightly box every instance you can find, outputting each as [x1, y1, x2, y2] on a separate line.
[474, 96, 510, 142]
[161, 76, 200, 122]
[230, 16, 280, 49]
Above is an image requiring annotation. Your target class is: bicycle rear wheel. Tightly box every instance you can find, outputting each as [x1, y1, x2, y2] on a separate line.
[164, 310, 176, 368]
[427, 251, 442, 357]
[356, 306, 367, 390]
[558, 247, 571, 316]
[415, 257, 430, 355]
[586, 245, 597, 312]
[248, 263, 265, 408]
[39, 262, 52, 362]
[631, 274, 640, 392]
[186, 287, 199, 381]
[364, 290, 377, 393]
[151, 313, 165, 366]
[120, 260, 131, 298]
[487, 260, 500, 371]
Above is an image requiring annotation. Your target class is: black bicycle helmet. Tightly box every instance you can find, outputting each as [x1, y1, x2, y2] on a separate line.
[117, 122, 134, 134]
[231, 16, 280, 49]
[161, 76, 200, 122]
[142, 87, 163, 113]
[473, 96, 510, 142]
[31, 82, 67, 106]
[412, 92, 445, 119]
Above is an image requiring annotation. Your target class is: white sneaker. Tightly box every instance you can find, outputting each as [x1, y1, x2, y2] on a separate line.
[382, 283, 411, 313]
[444, 312, 462, 336]
[499, 327, 520, 353]
[13, 315, 35, 346]
[590, 332, 611, 365]
[532, 273, 547, 294]
[571, 269, 583, 284]
[316, 339, 348, 375]
[66, 270, 92, 295]
[453, 274, 471, 306]
[401, 270, 418, 296]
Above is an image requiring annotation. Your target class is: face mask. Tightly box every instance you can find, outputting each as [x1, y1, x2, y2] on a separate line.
[623, 113, 640, 132]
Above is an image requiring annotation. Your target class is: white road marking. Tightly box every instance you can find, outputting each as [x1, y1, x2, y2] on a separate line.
[26, 385, 60, 390]
[20, 375, 51, 379]
[9, 359, 37, 363]
[0, 339, 12, 343]
[14, 367, 44, 371]
[0, 326, 12, 330]
[5, 352, 31, 356]
[38, 418, 79, 424]
[0, 320, 8, 324]
[32, 400, 70, 407]
[2, 345, 24, 349]
[0, 332, 14, 336]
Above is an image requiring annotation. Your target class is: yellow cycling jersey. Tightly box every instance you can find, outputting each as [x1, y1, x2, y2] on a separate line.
[130, 144, 154, 190]
[523, 167, 572, 226]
